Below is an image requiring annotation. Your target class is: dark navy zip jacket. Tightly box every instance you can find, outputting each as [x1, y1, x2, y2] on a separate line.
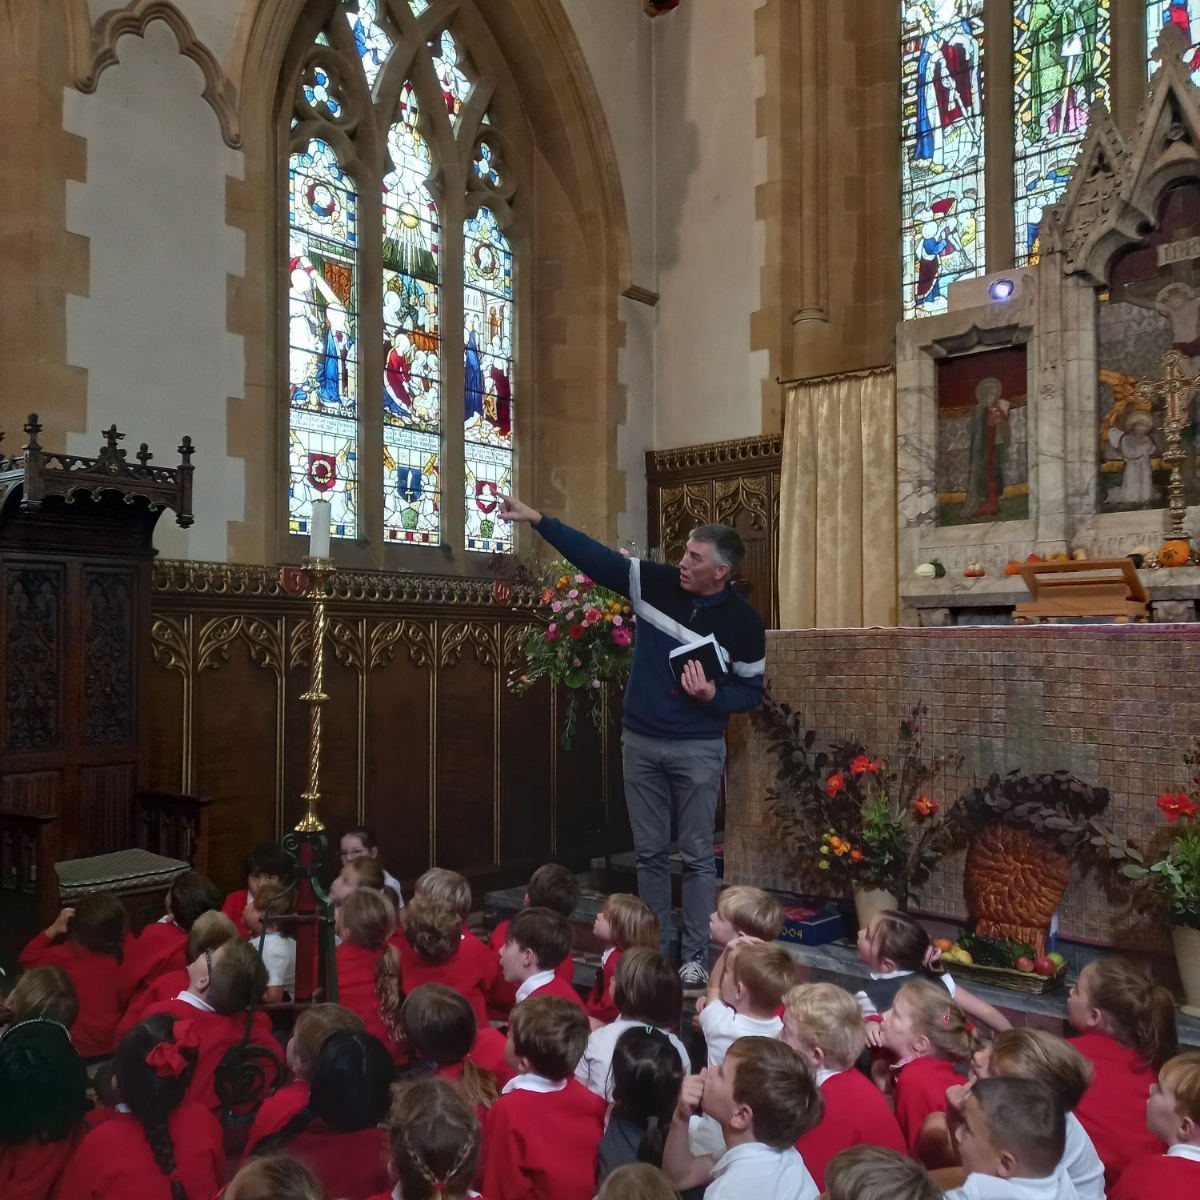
[534, 516, 766, 740]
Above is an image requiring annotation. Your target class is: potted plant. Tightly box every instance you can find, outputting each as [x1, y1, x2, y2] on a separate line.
[959, 771, 1142, 956]
[758, 698, 965, 920]
[1123, 740, 1200, 1015]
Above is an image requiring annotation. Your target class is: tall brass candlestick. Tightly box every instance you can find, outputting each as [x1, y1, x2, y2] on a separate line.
[1136, 348, 1200, 542]
[296, 555, 334, 833]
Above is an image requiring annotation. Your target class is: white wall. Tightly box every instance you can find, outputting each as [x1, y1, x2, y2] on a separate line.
[652, 0, 768, 449]
[63, 20, 246, 562]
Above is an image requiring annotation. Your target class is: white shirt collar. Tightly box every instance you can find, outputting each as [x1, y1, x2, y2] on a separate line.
[115, 1103, 131, 1114]
[501, 1072, 568, 1095]
[601, 946, 616, 966]
[815, 1066, 840, 1086]
[712, 1142, 800, 1175]
[175, 990, 216, 1013]
[515, 969, 556, 1003]
[1167, 1144, 1200, 1162]
[869, 968, 915, 981]
[391, 1187, 481, 1200]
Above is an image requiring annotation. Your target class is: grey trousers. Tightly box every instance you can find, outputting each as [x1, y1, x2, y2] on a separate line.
[621, 727, 726, 964]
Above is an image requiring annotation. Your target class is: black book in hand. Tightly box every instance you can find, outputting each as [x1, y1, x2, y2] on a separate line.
[668, 634, 730, 687]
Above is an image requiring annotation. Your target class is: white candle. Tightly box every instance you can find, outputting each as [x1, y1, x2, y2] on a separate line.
[310, 498, 331, 559]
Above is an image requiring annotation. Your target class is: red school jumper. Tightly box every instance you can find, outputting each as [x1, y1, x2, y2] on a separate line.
[524, 972, 585, 1010]
[893, 1055, 964, 1155]
[1109, 1149, 1200, 1200]
[398, 933, 499, 1029]
[584, 948, 621, 1025]
[18, 932, 130, 1058]
[222, 888, 253, 939]
[244, 1079, 311, 1153]
[335, 941, 404, 1060]
[115, 967, 189, 1044]
[54, 1099, 224, 1200]
[286, 1122, 391, 1200]
[118, 921, 187, 1008]
[795, 1066, 908, 1190]
[1071, 1031, 1165, 1189]
[486, 918, 575, 1020]
[482, 1079, 607, 1200]
[0, 1128, 83, 1200]
[471, 1024, 516, 1085]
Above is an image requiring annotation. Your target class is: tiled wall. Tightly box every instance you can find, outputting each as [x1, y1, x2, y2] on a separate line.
[726, 625, 1200, 951]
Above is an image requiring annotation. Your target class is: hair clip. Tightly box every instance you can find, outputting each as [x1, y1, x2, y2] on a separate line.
[940, 1007, 952, 1028]
[429, 1183, 447, 1193]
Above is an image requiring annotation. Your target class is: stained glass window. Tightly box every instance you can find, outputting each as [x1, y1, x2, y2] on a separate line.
[433, 30, 472, 124]
[288, 139, 359, 540]
[900, 2, 986, 319]
[344, 0, 392, 90]
[382, 83, 442, 545]
[1013, 1, 1111, 265]
[1146, 2, 1200, 83]
[464, 207, 513, 553]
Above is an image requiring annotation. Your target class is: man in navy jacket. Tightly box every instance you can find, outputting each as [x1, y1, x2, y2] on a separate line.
[500, 494, 766, 986]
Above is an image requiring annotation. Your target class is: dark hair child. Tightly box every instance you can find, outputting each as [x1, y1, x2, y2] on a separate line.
[222, 843, 294, 939]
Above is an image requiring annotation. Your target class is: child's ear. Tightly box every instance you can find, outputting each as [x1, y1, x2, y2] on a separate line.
[912, 1032, 932, 1057]
[996, 1148, 1017, 1179]
[809, 1044, 827, 1069]
[1179, 1114, 1196, 1143]
[729, 1098, 754, 1134]
[878, 954, 898, 975]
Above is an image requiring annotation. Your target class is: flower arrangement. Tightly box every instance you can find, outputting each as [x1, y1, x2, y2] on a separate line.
[1124, 738, 1200, 930]
[509, 558, 635, 748]
[758, 697, 965, 909]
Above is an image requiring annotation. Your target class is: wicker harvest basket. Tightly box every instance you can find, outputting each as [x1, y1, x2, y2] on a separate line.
[940, 959, 1068, 995]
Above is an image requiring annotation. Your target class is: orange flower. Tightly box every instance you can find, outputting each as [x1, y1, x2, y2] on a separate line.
[850, 849, 864, 863]
[850, 754, 879, 776]
[829, 835, 844, 851]
[915, 795, 938, 817]
[557, 575, 570, 590]
[827, 772, 845, 798]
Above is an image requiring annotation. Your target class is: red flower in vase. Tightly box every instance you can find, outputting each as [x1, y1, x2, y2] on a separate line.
[1157, 791, 1198, 822]
[568, 624, 586, 641]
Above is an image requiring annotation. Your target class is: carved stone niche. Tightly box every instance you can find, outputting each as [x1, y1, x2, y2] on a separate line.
[897, 25, 1200, 625]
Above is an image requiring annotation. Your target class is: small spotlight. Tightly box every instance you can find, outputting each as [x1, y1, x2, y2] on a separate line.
[989, 278, 1015, 301]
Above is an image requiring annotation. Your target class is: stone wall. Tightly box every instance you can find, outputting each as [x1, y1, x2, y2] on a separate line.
[726, 624, 1200, 950]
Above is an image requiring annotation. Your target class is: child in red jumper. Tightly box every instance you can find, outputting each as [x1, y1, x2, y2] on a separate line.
[0, 965, 79, 1030]
[880, 978, 977, 1168]
[482, 994, 606, 1200]
[1111, 1050, 1200, 1199]
[487, 863, 580, 1020]
[139, 936, 270, 1114]
[253, 1029, 393, 1200]
[223, 1154, 330, 1200]
[781, 982, 906, 1190]
[398, 893, 497, 1028]
[119, 871, 221, 1010]
[497, 906, 583, 1013]
[586, 892, 659, 1029]
[56, 1012, 225, 1200]
[0, 1018, 88, 1200]
[334, 887, 404, 1061]
[221, 842, 293, 940]
[1068, 954, 1178, 1189]
[18, 891, 129, 1059]
[368, 1076, 481, 1200]
[116, 911, 240, 1044]
[244, 1002, 365, 1155]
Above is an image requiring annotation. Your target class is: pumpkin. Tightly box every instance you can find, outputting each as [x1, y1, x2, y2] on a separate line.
[1004, 560, 1022, 576]
[1025, 554, 1044, 563]
[1158, 539, 1191, 568]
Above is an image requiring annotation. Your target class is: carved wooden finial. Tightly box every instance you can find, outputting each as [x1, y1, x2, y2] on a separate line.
[101, 423, 124, 450]
[178, 436, 194, 465]
[1155, 22, 1189, 65]
[23, 414, 42, 451]
[136, 443, 153, 467]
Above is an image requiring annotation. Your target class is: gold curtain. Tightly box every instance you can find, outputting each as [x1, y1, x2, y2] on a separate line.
[778, 367, 897, 628]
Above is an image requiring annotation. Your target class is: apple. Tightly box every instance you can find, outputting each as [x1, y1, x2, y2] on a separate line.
[1046, 952, 1066, 969]
[1033, 957, 1055, 976]
[1015, 957, 1035, 973]
[934, 937, 955, 953]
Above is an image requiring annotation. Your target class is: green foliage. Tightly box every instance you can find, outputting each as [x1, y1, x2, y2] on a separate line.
[956, 932, 1036, 969]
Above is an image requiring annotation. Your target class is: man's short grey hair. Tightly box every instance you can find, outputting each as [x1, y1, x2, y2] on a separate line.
[688, 524, 745, 574]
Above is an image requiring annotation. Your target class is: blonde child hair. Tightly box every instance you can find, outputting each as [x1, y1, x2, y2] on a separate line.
[596, 1163, 681, 1200]
[894, 978, 980, 1060]
[716, 886, 784, 941]
[224, 1155, 329, 1200]
[401, 894, 462, 963]
[185, 911, 240, 961]
[1, 966, 78, 1029]
[1081, 955, 1178, 1070]
[1159, 1050, 1200, 1123]
[781, 982, 866, 1070]
[990, 1027, 1092, 1111]
[290, 1003, 365, 1080]
[727, 941, 798, 1012]
[824, 1146, 940, 1200]
[415, 867, 472, 922]
[386, 1077, 480, 1200]
[339, 888, 401, 1036]
[601, 893, 660, 951]
[347, 857, 385, 891]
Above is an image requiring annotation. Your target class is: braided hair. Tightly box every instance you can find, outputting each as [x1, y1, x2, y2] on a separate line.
[115, 1014, 198, 1200]
[386, 1077, 480, 1200]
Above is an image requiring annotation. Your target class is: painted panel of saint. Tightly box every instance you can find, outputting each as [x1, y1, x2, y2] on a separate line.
[936, 347, 1030, 526]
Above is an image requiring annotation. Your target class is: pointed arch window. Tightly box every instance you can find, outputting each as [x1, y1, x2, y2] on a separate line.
[285, 0, 517, 557]
[1145, 3, 1200, 83]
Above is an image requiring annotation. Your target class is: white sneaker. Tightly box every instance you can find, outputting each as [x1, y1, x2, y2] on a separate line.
[678, 956, 709, 989]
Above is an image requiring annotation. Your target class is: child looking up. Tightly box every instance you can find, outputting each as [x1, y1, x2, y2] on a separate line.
[120, 871, 221, 1009]
[18, 891, 128, 1058]
[398, 893, 497, 1027]
[374, 1076, 481, 1200]
[880, 978, 977, 1167]
[488, 863, 580, 1020]
[662, 1035, 823, 1197]
[694, 887, 785, 1018]
[338, 824, 402, 901]
[56, 1013, 225, 1200]
[781, 982, 906, 1189]
[576, 947, 690, 1097]
[824, 1146, 941, 1200]
[222, 842, 293, 939]
[946, 1076, 1072, 1200]
[1068, 954, 1177, 1187]
[244, 1002, 365, 1154]
[243, 880, 296, 1003]
[700, 940, 796, 1068]
[334, 888, 403, 1061]
[498, 906, 583, 1011]
[1110, 1050, 1200, 1199]
[482, 994, 607, 1200]
[328, 855, 385, 912]
[855, 910, 1011, 1034]
[587, 892, 660, 1027]
[0, 1018, 88, 1200]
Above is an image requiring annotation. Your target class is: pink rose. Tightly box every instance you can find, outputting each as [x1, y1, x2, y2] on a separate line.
[611, 627, 633, 648]
[551, 601, 562, 612]
[546, 623, 559, 642]
[568, 589, 579, 599]
[574, 574, 586, 584]
[613, 615, 623, 627]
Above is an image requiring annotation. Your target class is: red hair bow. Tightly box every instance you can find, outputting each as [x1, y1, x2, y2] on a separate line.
[145, 1020, 199, 1078]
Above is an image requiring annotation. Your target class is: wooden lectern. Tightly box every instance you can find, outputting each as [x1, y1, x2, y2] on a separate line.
[1013, 559, 1150, 624]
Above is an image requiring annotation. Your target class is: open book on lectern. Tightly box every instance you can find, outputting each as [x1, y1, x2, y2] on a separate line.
[668, 634, 730, 687]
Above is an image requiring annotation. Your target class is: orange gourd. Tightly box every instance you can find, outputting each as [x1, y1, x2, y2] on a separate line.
[1158, 539, 1191, 568]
